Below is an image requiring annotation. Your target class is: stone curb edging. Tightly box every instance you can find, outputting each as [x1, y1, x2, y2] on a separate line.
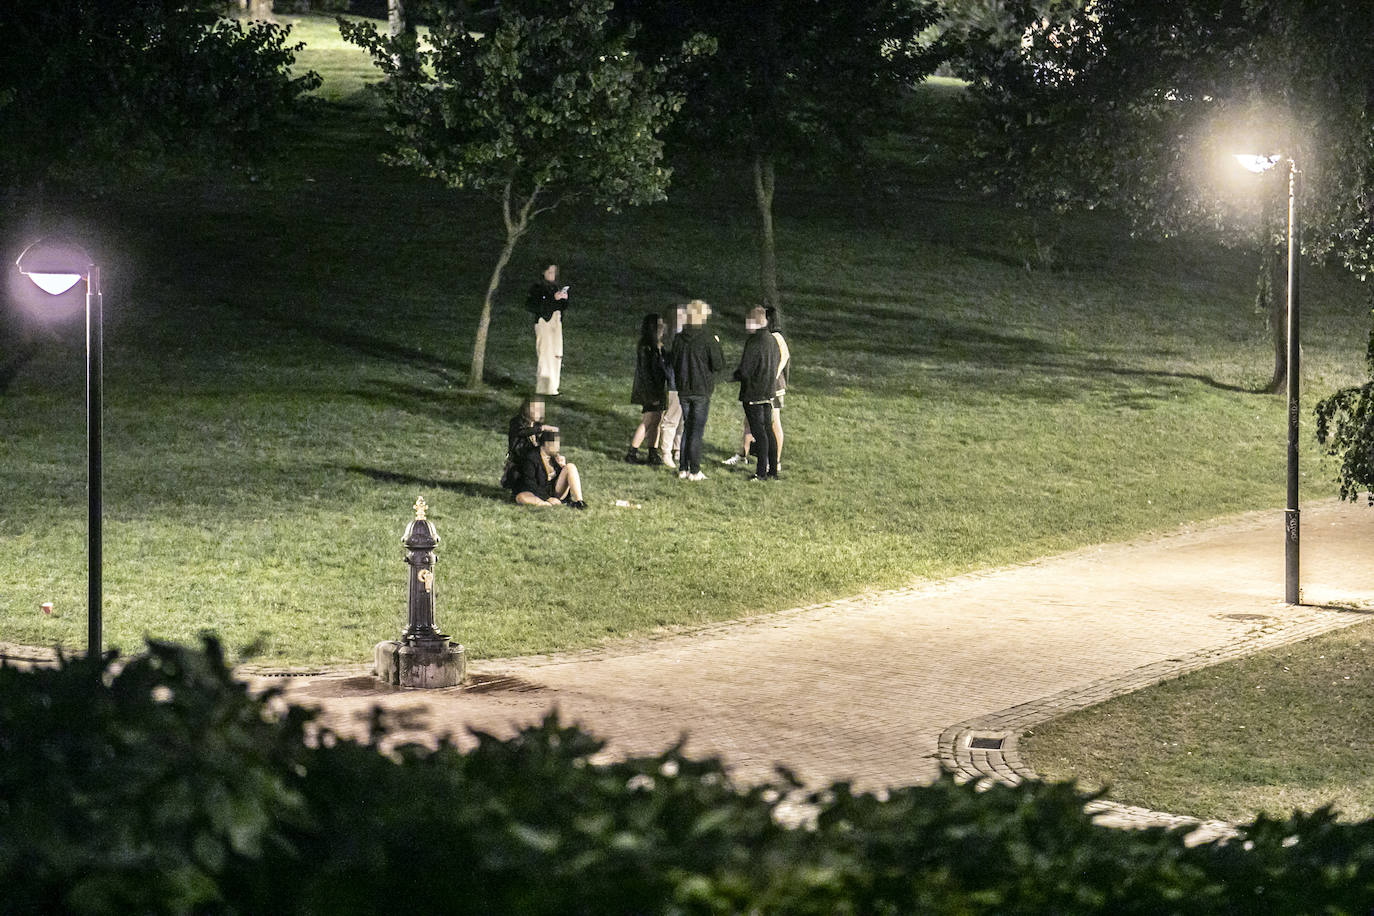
[938, 603, 1373, 844]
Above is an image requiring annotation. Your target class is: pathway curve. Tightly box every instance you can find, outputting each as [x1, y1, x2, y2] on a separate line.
[263, 499, 1374, 828]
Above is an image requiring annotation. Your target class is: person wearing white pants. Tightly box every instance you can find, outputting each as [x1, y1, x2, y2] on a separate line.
[655, 304, 687, 468]
[526, 263, 568, 395]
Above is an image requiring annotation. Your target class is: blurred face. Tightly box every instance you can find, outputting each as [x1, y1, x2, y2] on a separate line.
[527, 399, 545, 423]
[656, 318, 665, 341]
[543, 264, 558, 284]
[541, 436, 561, 456]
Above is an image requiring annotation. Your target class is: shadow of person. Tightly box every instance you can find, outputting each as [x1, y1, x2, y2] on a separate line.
[346, 466, 510, 502]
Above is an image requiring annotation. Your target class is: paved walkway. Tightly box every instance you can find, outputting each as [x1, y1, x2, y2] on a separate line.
[260, 499, 1373, 833]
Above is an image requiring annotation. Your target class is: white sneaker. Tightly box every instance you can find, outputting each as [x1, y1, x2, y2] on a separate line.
[688, 471, 707, 481]
[678, 470, 689, 479]
[721, 453, 745, 466]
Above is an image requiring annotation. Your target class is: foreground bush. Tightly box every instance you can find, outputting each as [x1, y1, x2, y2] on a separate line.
[3, 640, 1374, 914]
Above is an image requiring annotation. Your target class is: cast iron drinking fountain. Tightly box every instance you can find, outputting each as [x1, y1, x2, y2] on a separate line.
[374, 496, 467, 688]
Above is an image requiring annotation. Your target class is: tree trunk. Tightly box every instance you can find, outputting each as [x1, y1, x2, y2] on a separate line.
[247, 0, 273, 20]
[752, 152, 780, 314]
[389, 0, 407, 38]
[1257, 211, 1287, 394]
[470, 232, 518, 389]
[469, 180, 540, 389]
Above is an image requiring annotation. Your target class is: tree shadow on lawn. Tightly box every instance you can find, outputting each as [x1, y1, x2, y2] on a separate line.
[346, 379, 631, 458]
[786, 286, 1268, 397]
[346, 466, 511, 503]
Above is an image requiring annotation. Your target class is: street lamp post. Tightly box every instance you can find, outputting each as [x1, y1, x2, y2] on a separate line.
[15, 239, 104, 653]
[1235, 153, 1301, 605]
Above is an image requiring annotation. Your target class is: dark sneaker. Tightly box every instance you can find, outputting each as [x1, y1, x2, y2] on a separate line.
[624, 447, 641, 464]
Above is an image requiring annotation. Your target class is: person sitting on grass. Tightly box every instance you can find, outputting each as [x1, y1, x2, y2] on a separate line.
[508, 396, 552, 456]
[511, 429, 586, 508]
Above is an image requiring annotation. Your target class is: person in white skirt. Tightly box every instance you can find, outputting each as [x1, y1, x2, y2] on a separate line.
[525, 262, 568, 395]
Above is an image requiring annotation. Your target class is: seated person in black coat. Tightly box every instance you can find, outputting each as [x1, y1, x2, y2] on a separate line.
[511, 430, 586, 509]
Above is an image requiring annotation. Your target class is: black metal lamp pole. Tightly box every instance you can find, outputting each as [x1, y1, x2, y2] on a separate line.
[16, 240, 103, 656]
[87, 265, 103, 652]
[1284, 159, 1301, 605]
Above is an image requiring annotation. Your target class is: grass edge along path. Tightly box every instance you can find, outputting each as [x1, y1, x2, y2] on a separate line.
[1020, 614, 1374, 824]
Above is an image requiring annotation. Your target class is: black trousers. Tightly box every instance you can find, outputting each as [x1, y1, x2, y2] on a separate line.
[680, 395, 711, 473]
[744, 401, 777, 477]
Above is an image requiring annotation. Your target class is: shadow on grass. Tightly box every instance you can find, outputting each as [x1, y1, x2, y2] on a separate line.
[1081, 363, 1269, 396]
[346, 465, 510, 502]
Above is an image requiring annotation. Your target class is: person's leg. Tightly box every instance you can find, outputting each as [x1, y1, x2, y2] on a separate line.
[772, 407, 783, 469]
[744, 403, 773, 477]
[763, 404, 778, 476]
[657, 393, 680, 468]
[726, 414, 751, 465]
[628, 411, 651, 462]
[678, 398, 696, 474]
[555, 463, 584, 503]
[689, 397, 711, 474]
[645, 410, 662, 450]
[535, 319, 556, 394]
[516, 490, 547, 506]
[550, 311, 563, 394]
[682, 396, 707, 474]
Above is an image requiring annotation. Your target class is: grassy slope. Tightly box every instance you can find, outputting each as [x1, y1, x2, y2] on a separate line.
[0, 16, 1369, 665]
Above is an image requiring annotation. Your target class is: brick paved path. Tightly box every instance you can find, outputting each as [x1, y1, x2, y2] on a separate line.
[267, 499, 1374, 825]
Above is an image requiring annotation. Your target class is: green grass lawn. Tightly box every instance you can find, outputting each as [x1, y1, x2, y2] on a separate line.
[1, 14, 1370, 666]
[1021, 619, 1374, 822]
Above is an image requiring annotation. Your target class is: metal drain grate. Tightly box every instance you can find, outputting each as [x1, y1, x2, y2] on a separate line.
[969, 737, 1004, 750]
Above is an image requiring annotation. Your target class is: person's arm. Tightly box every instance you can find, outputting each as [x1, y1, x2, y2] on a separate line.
[733, 336, 752, 383]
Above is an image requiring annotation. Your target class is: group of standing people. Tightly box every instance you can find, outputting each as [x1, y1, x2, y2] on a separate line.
[626, 299, 789, 482]
[503, 259, 791, 507]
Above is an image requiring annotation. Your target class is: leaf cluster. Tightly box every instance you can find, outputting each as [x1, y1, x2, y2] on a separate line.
[339, 0, 694, 213]
[951, 0, 1374, 272]
[1315, 311, 1374, 504]
[7, 639, 1374, 913]
[0, 1, 321, 189]
[617, 0, 946, 163]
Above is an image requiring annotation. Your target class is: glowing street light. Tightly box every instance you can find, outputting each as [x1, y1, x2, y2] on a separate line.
[15, 239, 104, 654]
[1234, 152, 1301, 604]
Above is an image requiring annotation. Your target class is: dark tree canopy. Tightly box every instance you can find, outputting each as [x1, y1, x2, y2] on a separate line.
[952, 0, 1374, 274]
[617, 0, 945, 311]
[0, 0, 321, 190]
[341, 0, 700, 387]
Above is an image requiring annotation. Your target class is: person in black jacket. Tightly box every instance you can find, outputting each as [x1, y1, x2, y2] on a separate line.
[511, 430, 586, 508]
[625, 313, 668, 464]
[526, 262, 569, 395]
[732, 306, 781, 480]
[669, 299, 726, 481]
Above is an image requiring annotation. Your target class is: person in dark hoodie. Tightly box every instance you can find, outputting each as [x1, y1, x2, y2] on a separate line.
[669, 298, 725, 481]
[626, 312, 668, 464]
[526, 262, 569, 395]
[732, 306, 781, 480]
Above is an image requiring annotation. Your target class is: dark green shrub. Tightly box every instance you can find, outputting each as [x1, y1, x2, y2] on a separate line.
[5, 639, 1374, 914]
[1316, 311, 1374, 505]
[0, 640, 314, 914]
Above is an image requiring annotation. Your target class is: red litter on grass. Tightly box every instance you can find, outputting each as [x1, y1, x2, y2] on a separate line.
[41, 602, 53, 615]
